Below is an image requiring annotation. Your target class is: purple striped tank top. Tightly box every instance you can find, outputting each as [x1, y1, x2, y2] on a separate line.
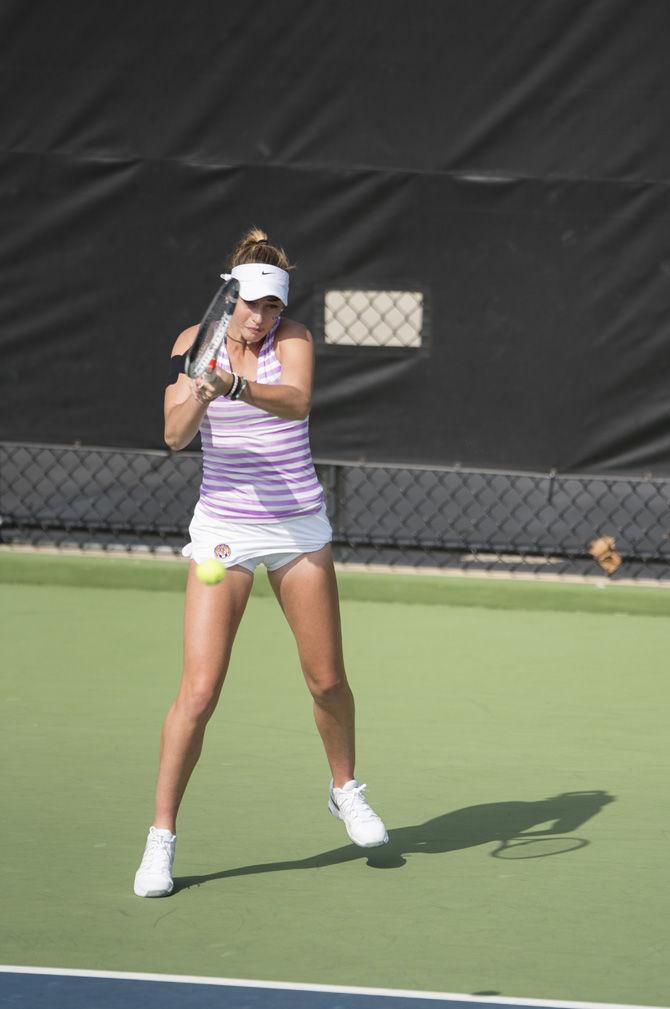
[197, 325, 325, 521]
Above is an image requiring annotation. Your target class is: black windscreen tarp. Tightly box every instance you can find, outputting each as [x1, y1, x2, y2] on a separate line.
[2, 0, 669, 474]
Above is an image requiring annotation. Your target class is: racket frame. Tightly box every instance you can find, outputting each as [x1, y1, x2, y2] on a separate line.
[184, 277, 240, 380]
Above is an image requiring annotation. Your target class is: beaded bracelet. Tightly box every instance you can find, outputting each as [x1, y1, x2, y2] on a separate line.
[225, 373, 240, 399]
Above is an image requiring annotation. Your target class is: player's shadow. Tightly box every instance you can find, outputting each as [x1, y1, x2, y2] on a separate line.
[173, 789, 614, 893]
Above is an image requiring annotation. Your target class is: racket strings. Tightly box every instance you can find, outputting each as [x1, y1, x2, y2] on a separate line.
[192, 319, 227, 372]
[185, 279, 239, 379]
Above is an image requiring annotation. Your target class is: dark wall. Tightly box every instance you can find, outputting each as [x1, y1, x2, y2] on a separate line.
[2, 0, 670, 474]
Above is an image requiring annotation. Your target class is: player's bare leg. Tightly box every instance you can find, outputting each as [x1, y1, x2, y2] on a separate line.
[269, 545, 388, 846]
[153, 563, 254, 833]
[135, 564, 254, 896]
[268, 545, 355, 786]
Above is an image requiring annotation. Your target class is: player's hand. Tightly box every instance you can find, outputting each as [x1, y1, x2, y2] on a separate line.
[192, 369, 230, 403]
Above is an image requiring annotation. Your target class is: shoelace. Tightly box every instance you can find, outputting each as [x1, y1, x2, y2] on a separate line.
[141, 833, 173, 871]
[335, 783, 379, 823]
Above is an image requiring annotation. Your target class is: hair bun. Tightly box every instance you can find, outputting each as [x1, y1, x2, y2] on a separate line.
[228, 226, 293, 272]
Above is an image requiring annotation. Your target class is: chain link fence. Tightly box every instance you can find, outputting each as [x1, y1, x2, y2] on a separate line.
[324, 289, 424, 348]
[2, 441, 669, 581]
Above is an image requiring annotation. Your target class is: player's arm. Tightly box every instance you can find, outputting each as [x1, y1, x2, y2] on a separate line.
[242, 322, 313, 420]
[164, 326, 212, 451]
[199, 321, 314, 421]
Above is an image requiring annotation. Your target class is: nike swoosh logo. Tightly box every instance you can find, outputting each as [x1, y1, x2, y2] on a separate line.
[261, 270, 273, 275]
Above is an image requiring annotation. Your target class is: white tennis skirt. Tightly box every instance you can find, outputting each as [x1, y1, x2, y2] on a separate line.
[182, 501, 333, 572]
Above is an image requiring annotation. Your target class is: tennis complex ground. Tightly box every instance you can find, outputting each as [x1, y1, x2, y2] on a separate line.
[1, 552, 668, 1007]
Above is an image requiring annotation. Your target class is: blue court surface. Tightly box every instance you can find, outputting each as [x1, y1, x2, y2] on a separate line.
[1, 970, 667, 1009]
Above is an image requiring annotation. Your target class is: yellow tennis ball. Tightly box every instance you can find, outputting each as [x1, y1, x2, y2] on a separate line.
[195, 559, 227, 585]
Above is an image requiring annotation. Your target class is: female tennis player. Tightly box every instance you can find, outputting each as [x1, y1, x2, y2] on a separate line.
[134, 228, 387, 897]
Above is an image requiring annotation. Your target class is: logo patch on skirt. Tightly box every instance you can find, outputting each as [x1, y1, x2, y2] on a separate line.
[214, 543, 231, 560]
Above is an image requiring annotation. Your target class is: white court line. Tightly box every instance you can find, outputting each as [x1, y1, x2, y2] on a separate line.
[0, 966, 666, 1009]
[2, 544, 669, 589]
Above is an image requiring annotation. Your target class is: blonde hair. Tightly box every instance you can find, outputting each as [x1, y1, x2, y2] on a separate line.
[227, 227, 294, 272]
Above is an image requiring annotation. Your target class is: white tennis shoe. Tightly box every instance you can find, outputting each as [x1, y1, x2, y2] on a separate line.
[329, 779, 389, 847]
[133, 826, 176, 897]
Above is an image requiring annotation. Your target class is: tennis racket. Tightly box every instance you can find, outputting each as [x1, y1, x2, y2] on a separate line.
[184, 277, 240, 380]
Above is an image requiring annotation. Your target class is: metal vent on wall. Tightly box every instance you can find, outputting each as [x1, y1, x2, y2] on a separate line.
[324, 290, 423, 348]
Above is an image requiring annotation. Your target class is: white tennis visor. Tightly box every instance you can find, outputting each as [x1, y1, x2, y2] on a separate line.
[221, 263, 289, 306]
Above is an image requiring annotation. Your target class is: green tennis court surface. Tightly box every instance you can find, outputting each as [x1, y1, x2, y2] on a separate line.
[1, 554, 668, 1006]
